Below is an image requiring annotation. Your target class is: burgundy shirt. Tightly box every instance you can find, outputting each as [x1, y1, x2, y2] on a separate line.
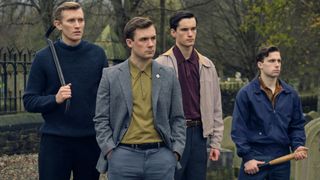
[173, 46, 201, 120]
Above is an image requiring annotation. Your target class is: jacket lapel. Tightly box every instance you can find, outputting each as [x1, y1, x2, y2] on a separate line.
[152, 61, 162, 119]
[118, 60, 133, 117]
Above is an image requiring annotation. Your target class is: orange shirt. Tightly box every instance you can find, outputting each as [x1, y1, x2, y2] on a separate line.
[259, 77, 282, 108]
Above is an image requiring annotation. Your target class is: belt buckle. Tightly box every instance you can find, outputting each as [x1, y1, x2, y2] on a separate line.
[126, 142, 163, 150]
[139, 143, 149, 150]
[143, 142, 161, 149]
[186, 120, 193, 127]
[186, 120, 201, 127]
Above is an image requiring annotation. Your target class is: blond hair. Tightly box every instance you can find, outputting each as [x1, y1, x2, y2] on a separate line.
[53, 1, 82, 21]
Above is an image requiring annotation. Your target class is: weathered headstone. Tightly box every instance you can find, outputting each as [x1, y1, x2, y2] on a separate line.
[207, 148, 234, 180]
[293, 117, 320, 180]
[304, 111, 320, 124]
[221, 116, 241, 178]
[221, 116, 234, 150]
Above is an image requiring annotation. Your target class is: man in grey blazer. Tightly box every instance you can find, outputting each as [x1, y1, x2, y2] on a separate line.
[93, 17, 186, 180]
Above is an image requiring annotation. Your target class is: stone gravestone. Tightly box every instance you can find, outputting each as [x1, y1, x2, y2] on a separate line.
[206, 116, 236, 180]
[221, 116, 241, 178]
[293, 117, 320, 180]
[207, 148, 234, 180]
[304, 111, 320, 124]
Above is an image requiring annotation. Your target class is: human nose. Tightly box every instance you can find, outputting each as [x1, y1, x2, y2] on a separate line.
[187, 29, 196, 36]
[74, 20, 81, 28]
[147, 39, 155, 47]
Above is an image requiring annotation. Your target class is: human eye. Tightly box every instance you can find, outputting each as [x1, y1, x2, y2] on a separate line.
[268, 59, 276, 63]
[180, 28, 188, 32]
[67, 18, 76, 23]
[140, 37, 148, 42]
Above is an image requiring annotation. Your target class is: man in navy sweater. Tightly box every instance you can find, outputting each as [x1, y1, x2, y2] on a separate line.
[231, 46, 307, 180]
[23, 2, 108, 180]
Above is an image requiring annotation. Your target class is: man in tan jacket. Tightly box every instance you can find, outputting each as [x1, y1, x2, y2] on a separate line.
[156, 10, 223, 180]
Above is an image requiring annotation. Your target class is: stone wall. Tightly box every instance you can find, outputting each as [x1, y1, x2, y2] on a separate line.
[0, 113, 43, 155]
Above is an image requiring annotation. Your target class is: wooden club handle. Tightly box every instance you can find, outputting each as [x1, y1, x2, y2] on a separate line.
[269, 153, 295, 165]
[269, 148, 308, 165]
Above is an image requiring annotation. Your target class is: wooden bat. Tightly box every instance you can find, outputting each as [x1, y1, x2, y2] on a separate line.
[258, 148, 308, 168]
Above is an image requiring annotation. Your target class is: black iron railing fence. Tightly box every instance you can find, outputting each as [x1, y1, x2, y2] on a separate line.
[0, 47, 33, 114]
[0, 47, 123, 115]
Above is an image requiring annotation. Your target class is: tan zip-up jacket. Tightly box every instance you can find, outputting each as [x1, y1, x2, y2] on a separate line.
[155, 47, 223, 149]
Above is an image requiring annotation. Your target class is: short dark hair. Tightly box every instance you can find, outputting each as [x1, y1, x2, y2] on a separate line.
[256, 46, 280, 62]
[123, 17, 154, 40]
[53, 2, 82, 21]
[169, 10, 198, 30]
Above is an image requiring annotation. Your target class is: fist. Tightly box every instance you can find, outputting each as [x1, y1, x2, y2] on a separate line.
[244, 159, 265, 175]
[294, 146, 308, 160]
[55, 83, 72, 104]
[209, 148, 220, 161]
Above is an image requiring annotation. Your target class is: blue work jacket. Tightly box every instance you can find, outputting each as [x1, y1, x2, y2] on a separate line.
[231, 78, 306, 163]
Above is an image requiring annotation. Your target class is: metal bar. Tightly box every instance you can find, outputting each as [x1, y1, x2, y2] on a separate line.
[46, 38, 66, 85]
[13, 53, 17, 112]
[3, 53, 7, 112]
[45, 26, 70, 113]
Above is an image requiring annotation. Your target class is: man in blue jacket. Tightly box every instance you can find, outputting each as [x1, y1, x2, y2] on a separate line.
[231, 46, 308, 180]
[23, 2, 108, 180]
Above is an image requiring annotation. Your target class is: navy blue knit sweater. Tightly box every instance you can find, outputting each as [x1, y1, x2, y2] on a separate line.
[23, 40, 108, 137]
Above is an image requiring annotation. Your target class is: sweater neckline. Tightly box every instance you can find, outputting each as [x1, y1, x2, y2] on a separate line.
[56, 40, 86, 51]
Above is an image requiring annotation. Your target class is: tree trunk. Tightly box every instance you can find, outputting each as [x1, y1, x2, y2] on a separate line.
[159, 0, 166, 53]
[38, 0, 55, 32]
[110, 0, 134, 57]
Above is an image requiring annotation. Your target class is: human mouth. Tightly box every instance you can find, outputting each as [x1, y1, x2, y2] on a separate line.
[74, 31, 82, 35]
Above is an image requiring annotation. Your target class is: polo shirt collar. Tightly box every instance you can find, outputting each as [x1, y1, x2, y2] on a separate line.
[173, 45, 198, 65]
[129, 59, 152, 79]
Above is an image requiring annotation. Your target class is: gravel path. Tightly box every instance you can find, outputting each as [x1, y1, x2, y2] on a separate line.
[0, 154, 38, 180]
[0, 154, 106, 180]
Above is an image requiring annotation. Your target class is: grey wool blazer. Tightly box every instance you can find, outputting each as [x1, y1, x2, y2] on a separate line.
[93, 59, 186, 173]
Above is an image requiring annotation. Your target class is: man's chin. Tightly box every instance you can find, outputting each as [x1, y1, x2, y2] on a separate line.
[145, 54, 155, 58]
[139, 55, 154, 61]
[183, 43, 194, 47]
[270, 74, 280, 78]
[72, 37, 82, 41]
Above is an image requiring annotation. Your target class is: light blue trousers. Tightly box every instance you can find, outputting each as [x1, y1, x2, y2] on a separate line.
[107, 146, 177, 180]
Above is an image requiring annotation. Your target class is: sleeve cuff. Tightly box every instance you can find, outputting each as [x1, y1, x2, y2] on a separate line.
[50, 95, 58, 104]
[291, 143, 305, 152]
[242, 153, 254, 163]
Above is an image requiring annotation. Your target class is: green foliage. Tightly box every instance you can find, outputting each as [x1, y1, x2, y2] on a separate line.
[241, 0, 295, 47]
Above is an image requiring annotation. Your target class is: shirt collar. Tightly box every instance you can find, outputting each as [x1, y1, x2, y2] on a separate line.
[129, 59, 152, 79]
[173, 45, 198, 65]
[259, 76, 282, 94]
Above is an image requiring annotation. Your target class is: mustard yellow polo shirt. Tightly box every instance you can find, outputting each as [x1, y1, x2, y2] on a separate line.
[121, 60, 162, 144]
